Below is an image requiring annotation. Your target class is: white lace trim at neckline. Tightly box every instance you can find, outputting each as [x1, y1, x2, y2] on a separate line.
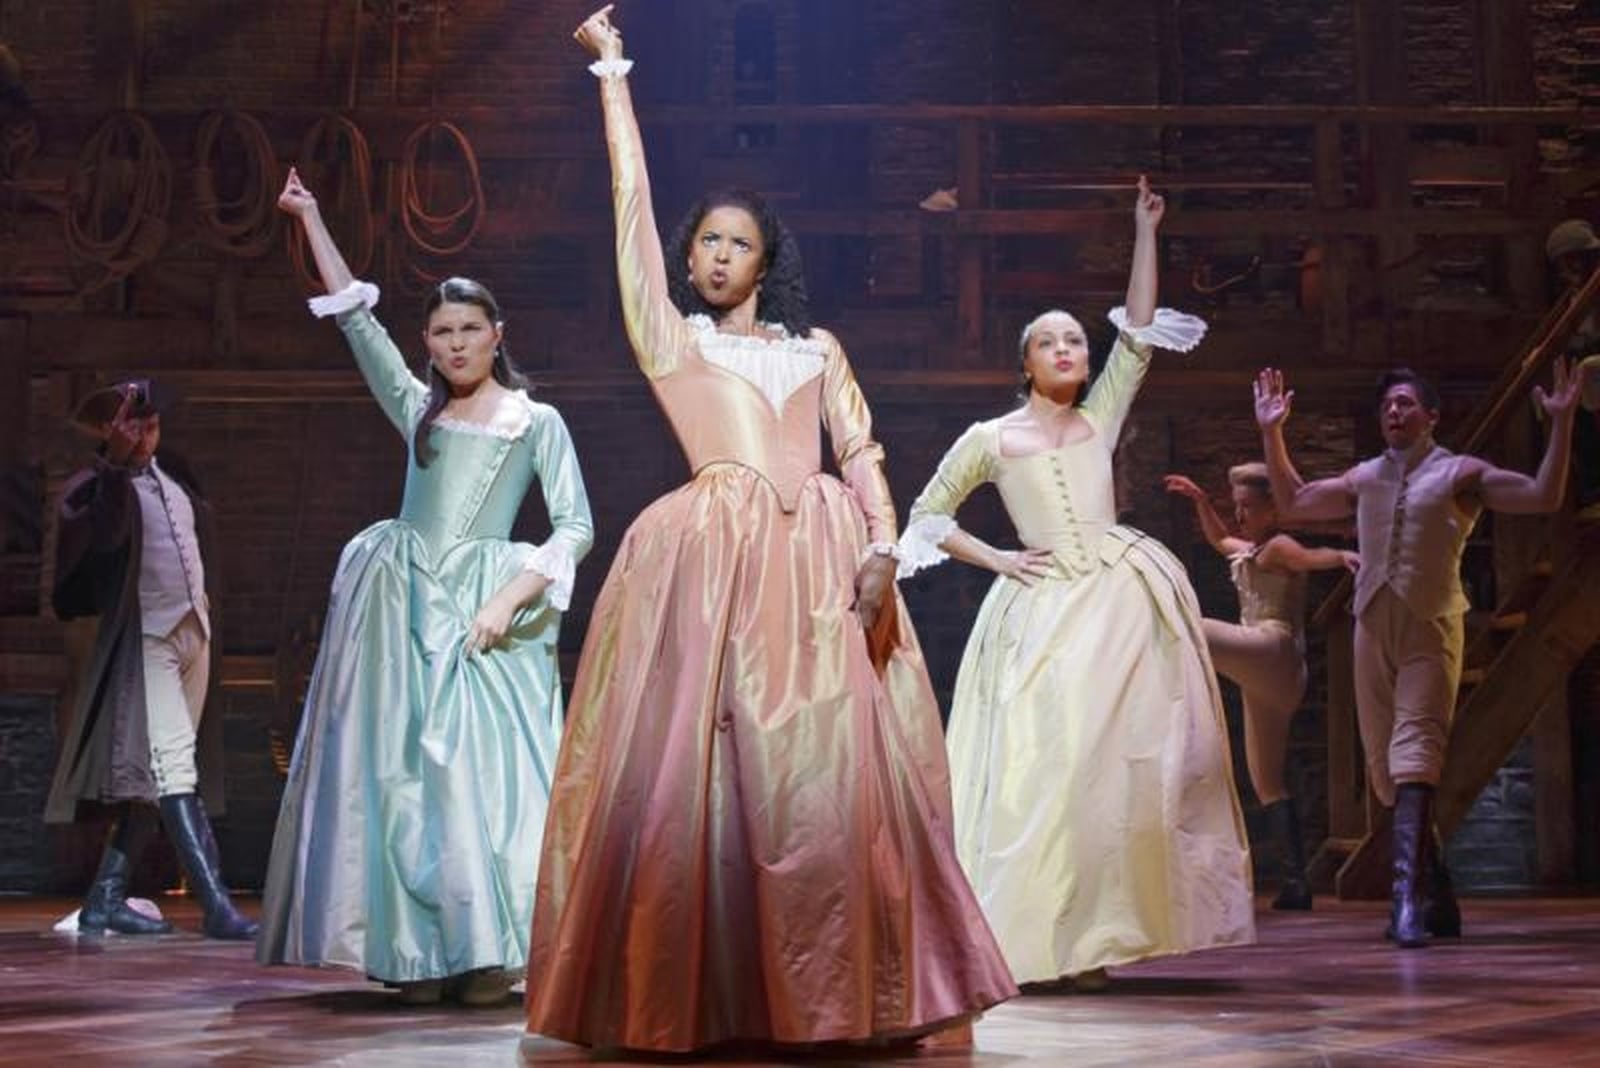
[430, 392, 536, 441]
[686, 314, 827, 411]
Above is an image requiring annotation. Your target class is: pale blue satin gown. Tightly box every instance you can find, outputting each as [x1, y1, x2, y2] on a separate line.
[258, 306, 593, 983]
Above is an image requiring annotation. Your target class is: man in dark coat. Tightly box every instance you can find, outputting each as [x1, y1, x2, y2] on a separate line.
[47, 379, 256, 940]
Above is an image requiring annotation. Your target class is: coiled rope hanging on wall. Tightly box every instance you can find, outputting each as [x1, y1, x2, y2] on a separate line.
[64, 111, 171, 296]
[193, 109, 280, 258]
[397, 119, 485, 282]
[286, 114, 376, 291]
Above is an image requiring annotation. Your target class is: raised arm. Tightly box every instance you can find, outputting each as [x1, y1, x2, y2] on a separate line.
[1163, 473, 1251, 557]
[278, 169, 424, 434]
[1124, 175, 1162, 329]
[575, 5, 689, 377]
[1458, 358, 1581, 514]
[279, 167, 353, 295]
[1254, 368, 1356, 523]
[1082, 175, 1196, 444]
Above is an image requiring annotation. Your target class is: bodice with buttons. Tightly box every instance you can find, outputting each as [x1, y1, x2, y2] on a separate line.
[902, 332, 1156, 578]
[992, 442, 1117, 578]
[1351, 443, 1479, 619]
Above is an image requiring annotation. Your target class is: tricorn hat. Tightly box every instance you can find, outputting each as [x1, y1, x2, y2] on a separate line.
[69, 378, 173, 435]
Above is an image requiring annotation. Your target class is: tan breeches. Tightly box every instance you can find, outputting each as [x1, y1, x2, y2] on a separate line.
[143, 610, 210, 797]
[1203, 618, 1306, 804]
[1352, 586, 1463, 807]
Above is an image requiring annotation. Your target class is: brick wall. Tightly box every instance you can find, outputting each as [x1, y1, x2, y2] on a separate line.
[1, 0, 1595, 893]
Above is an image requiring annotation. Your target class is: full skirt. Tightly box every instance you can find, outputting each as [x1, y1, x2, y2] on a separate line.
[527, 466, 1016, 1052]
[948, 528, 1255, 982]
[257, 520, 565, 982]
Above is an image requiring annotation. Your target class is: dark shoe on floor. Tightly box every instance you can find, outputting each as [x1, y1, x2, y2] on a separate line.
[79, 805, 173, 936]
[158, 793, 259, 940]
[1263, 798, 1313, 910]
[450, 968, 518, 1007]
[1070, 967, 1111, 993]
[1389, 784, 1433, 949]
[395, 979, 445, 1006]
[1426, 829, 1462, 938]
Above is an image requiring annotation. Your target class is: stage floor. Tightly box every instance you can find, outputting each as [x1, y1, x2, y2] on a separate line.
[2, 895, 1597, 1066]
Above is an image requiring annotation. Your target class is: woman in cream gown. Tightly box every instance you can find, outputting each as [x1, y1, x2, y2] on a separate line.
[900, 178, 1254, 988]
[524, 7, 1014, 1054]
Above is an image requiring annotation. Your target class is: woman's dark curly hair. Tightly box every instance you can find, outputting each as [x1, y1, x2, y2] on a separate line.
[666, 188, 812, 337]
[414, 276, 529, 467]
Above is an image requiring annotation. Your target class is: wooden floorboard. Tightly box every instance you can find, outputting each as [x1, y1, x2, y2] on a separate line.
[1, 896, 1597, 1066]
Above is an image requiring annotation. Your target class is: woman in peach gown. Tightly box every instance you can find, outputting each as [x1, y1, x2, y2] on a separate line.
[524, 6, 1015, 1054]
[899, 178, 1254, 990]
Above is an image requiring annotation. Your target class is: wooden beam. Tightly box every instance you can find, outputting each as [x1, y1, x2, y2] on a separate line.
[31, 102, 1600, 132]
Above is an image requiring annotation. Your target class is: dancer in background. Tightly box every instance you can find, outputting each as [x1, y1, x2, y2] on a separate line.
[900, 176, 1254, 991]
[526, 6, 1014, 1052]
[1165, 464, 1358, 909]
[259, 169, 593, 1005]
[1254, 362, 1578, 947]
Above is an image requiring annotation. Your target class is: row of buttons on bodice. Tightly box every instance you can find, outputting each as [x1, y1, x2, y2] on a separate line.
[1044, 452, 1096, 576]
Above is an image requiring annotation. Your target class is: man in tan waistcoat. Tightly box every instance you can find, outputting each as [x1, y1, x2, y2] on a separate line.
[1253, 364, 1579, 948]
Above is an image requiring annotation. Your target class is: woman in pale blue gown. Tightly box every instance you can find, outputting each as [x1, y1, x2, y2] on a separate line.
[258, 169, 594, 1006]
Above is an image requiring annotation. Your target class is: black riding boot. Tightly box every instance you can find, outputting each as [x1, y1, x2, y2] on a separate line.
[158, 793, 259, 940]
[1389, 783, 1433, 949]
[79, 804, 173, 935]
[1263, 798, 1313, 910]
[1426, 828, 1462, 938]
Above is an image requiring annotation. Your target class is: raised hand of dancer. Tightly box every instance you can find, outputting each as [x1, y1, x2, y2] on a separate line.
[103, 391, 143, 467]
[1254, 368, 1293, 430]
[1134, 173, 1165, 232]
[277, 167, 318, 219]
[994, 547, 1054, 587]
[1533, 357, 1581, 421]
[574, 4, 623, 60]
[1162, 474, 1206, 501]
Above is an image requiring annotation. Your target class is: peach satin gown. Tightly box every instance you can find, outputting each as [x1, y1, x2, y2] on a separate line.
[524, 66, 1015, 1053]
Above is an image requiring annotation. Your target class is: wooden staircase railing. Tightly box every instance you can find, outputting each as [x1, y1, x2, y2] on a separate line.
[1312, 262, 1600, 899]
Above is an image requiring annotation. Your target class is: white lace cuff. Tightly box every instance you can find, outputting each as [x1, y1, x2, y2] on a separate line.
[588, 58, 634, 79]
[308, 280, 380, 319]
[1107, 306, 1208, 353]
[896, 515, 958, 579]
[523, 541, 576, 611]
